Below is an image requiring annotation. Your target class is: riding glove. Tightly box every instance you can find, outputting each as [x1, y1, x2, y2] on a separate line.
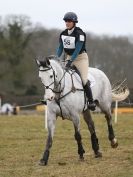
[65, 60, 72, 70]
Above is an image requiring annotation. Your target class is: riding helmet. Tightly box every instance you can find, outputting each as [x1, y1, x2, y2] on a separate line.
[63, 12, 78, 23]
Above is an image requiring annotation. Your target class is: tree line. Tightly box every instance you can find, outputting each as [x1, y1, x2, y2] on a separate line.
[0, 15, 132, 103]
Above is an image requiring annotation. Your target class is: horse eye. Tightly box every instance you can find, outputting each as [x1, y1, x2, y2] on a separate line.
[50, 75, 53, 78]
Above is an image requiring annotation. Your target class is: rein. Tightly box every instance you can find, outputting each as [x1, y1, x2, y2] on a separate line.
[39, 66, 64, 94]
[55, 69, 84, 119]
[57, 70, 84, 100]
[39, 63, 85, 119]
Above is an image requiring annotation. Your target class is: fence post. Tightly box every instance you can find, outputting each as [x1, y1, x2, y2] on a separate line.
[45, 105, 48, 130]
[114, 100, 118, 124]
[0, 96, 2, 113]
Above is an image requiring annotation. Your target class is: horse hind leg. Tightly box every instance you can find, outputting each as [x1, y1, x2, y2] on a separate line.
[105, 112, 118, 148]
[83, 109, 102, 158]
[73, 116, 85, 160]
[100, 105, 118, 148]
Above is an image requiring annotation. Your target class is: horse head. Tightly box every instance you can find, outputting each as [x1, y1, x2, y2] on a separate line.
[36, 56, 58, 101]
[36, 56, 50, 68]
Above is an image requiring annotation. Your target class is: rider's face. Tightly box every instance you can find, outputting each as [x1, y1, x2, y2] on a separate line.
[65, 20, 75, 30]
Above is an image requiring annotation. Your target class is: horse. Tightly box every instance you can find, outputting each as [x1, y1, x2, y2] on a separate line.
[36, 55, 129, 166]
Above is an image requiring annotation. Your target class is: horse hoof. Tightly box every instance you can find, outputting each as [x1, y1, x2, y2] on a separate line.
[79, 156, 84, 161]
[111, 138, 118, 148]
[79, 158, 84, 162]
[39, 159, 47, 166]
[95, 151, 102, 158]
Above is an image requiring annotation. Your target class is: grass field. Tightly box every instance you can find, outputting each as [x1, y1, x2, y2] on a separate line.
[0, 113, 133, 177]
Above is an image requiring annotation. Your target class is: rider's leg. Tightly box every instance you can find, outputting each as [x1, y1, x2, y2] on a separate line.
[83, 80, 96, 111]
[73, 53, 96, 111]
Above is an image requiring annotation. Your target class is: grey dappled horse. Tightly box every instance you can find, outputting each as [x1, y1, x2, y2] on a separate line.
[36, 56, 129, 166]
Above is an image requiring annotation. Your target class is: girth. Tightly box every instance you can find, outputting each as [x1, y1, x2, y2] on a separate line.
[55, 68, 87, 119]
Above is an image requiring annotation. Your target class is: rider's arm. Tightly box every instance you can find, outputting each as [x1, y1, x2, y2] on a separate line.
[56, 41, 63, 57]
[71, 41, 84, 61]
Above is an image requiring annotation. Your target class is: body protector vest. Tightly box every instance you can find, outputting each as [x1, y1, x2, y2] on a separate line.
[59, 27, 86, 55]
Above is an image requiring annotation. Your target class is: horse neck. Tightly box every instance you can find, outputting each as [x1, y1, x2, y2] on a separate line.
[51, 60, 64, 89]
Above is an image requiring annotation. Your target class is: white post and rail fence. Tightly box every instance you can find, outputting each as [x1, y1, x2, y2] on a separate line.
[0, 96, 133, 129]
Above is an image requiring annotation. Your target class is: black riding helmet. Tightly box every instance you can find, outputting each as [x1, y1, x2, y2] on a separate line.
[63, 12, 78, 23]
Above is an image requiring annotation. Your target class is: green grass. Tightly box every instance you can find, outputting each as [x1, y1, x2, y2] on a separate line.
[0, 113, 133, 177]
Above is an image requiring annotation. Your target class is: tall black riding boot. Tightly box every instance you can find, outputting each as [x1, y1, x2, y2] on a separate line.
[84, 81, 96, 111]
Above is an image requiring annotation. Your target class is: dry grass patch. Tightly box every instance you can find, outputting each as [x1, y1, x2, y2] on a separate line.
[0, 114, 133, 177]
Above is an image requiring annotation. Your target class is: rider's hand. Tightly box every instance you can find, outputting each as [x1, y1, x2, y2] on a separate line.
[65, 60, 72, 70]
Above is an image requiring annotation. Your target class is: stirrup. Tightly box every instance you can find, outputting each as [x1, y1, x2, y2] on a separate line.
[88, 102, 96, 111]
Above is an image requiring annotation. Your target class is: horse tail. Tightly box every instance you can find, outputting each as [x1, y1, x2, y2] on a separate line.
[111, 80, 129, 102]
[112, 88, 129, 101]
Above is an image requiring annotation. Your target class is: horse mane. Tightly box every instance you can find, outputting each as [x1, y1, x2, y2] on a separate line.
[36, 55, 58, 68]
[46, 55, 64, 69]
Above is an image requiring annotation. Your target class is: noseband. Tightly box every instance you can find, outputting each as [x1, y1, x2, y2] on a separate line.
[39, 62, 84, 119]
[39, 65, 64, 94]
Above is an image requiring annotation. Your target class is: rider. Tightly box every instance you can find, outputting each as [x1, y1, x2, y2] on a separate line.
[56, 12, 96, 111]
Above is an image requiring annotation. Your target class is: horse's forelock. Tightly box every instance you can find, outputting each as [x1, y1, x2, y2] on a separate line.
[37, 56, 51, 68]
[47, 55, 57, 60]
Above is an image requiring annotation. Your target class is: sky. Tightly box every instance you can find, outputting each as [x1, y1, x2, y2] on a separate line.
[0, 0, 133, 36]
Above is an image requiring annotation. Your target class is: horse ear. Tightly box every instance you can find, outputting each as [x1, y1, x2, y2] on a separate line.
[35, 59, 41, 66]
[47, 55, 56, 60]
[46, 57, 50, 65]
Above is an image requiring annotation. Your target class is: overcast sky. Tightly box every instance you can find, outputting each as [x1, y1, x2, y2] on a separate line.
[0, 0, 133, 36]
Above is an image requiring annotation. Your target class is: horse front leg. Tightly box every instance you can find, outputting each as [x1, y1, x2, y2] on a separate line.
[39, 113, 56, 166]
[73, 116, 85, 160]
[105, 112, 118, 148]
[83, 109, 102, 158]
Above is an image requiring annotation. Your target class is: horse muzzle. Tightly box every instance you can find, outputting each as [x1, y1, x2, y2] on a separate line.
[45, 90, 55, 101]
[47, 96, 55, 101]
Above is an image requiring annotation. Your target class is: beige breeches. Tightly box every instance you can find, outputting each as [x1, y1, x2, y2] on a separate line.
[67, 53, 89, 85]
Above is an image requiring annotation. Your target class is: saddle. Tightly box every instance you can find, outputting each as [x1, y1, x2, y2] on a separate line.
[69, 65, 89, 87]
[68, 65, 96, 111]
[70, 65, 81, 76]
[69, 65, 96, 88]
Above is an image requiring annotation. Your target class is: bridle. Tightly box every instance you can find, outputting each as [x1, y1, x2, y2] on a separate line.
[39, 65, 65, 94]
[38, 61, 85, 119]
